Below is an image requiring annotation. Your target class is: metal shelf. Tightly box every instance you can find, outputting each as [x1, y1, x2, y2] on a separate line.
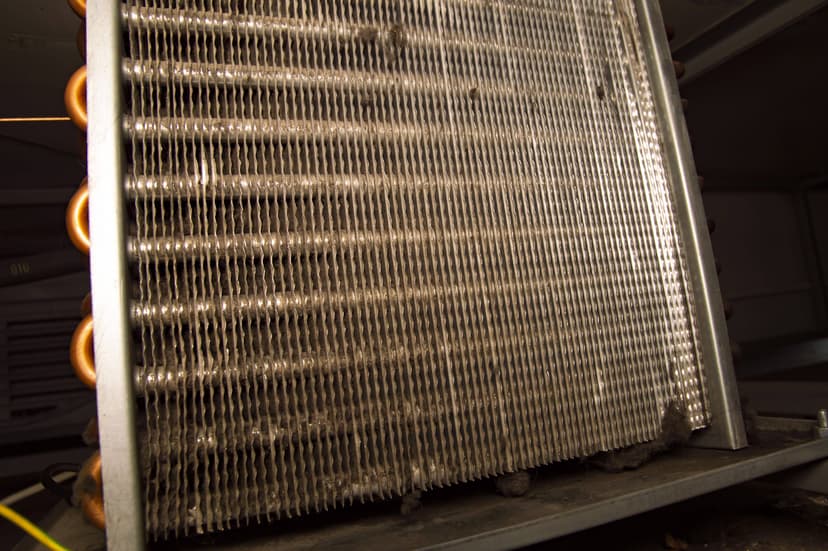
[17, 421, 828, 551]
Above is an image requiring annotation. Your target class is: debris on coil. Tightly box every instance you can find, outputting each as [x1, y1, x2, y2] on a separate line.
[591, 400, 692, 472]
[495, 470, 531, 497]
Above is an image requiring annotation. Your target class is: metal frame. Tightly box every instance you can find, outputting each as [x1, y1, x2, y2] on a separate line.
[15, 434, 828, 551]
[437, 438, 828, 551]
[87, 0, 145, 548]
[636, 0, 747, 450]
[767, 457, 828, 494]
[85, 1, 744, 548]
[14, 422, 828, 551]
[678, 0, 828, 85]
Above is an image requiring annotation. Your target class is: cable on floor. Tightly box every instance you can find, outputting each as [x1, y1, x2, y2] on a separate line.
[0, 503, 70, 551]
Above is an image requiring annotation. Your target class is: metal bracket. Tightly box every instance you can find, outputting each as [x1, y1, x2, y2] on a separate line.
[636, 0, 748, 450]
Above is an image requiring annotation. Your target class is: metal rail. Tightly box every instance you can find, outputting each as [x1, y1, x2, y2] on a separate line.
[19, 429, 827, 551]
[86, 0, 145, 549]
[635, 0, 747, 450]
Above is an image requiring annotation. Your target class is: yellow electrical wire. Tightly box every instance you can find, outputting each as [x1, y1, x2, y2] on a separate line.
[0, 116, 71, 123]
[0, 503, 70, 551]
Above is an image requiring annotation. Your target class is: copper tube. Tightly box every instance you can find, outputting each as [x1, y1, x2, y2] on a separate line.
[70, 314, 95, 389]
[66, 179, 90, 255]
[64, 66, 87, 131]
[67, 0, 86, 18]
[80, 452, 104, 530]
[0, 116, 71, 123]
[81, 293, 92, 317]
[81, 495, 105, 531]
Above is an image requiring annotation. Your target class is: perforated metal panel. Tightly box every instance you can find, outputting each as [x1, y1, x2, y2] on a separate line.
[120, 0, 711, 539]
